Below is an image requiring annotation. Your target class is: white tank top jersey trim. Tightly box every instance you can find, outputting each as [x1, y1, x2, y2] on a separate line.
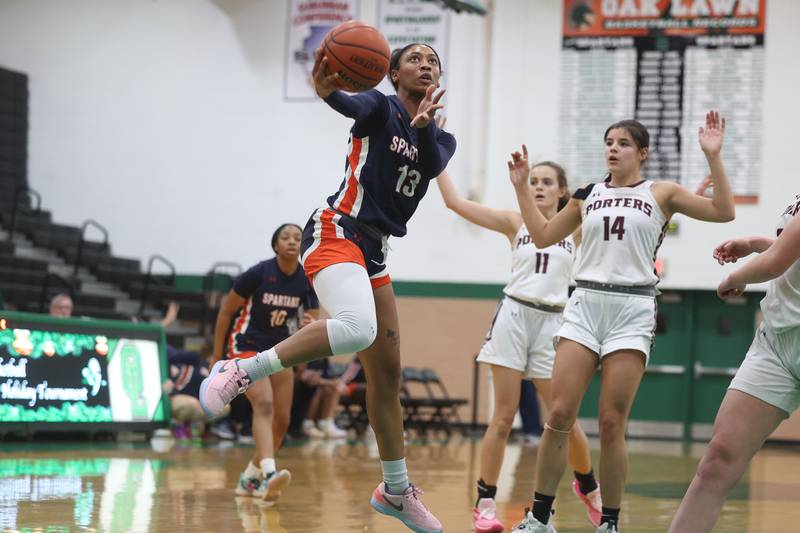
[762, 193, 800, 332]
[503, 224, 575, 308]
[573, 180, 668, 287]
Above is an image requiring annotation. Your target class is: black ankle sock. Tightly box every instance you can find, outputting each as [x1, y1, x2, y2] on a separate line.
[574, 468, 599, 495]
[601, 506, 620, 527]
[476, 478, 497, 507]
[532, 492, 555, 524]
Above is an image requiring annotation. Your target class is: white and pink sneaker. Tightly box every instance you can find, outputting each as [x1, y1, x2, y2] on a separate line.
[571, 480, 602, 527]
[370, 482, 442, 533]
[199, 359, 251, 418]
[473, 498, 504, 532]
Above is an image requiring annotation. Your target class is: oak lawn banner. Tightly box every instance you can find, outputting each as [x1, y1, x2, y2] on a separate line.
[559, 0, 766, 202]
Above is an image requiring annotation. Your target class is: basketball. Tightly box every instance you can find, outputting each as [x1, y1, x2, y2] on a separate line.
[322, 20, 390, 93]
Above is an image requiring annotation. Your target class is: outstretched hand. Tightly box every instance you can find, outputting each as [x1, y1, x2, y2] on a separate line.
[699, 110, 725, 156]
[507, 145, 530, 188]
[695, 174, 713, 196]
[712, 238, 753, 265]
[311, 46, 342, 99]
[410, 85, 446, 128]
[717, 275, 745, 299]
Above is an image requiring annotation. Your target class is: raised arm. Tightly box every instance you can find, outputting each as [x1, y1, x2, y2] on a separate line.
[717, 214, 800, 298]
[663, 111, 735, 222]
[436, 170, 520, 240]
[413, 86, 455, 177]
[509, 145, 581, 248]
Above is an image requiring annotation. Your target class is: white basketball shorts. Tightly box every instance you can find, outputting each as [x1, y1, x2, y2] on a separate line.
[729, 322, 800, 415]
[556, 287, 657, 363]
[477, 296, 563, 379]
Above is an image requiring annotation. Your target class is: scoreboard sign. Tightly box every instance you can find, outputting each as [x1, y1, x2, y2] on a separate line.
[0, 312, 169, 428]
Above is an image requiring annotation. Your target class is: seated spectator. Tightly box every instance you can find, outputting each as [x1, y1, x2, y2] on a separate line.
[163, 344, 222, 440]
[301, 359, 347, 439]
[49, 293, 73, 318]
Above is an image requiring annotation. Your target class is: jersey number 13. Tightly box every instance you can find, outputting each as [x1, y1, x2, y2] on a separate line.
[395, 165, 422, 197]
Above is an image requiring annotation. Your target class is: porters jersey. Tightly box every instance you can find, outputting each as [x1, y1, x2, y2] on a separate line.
[227, 258, 318, 356]
[761, 193, 800, 332]
[323, 89, 457, 237]
[503, 224, 575, 308]
[573, 180, 668, 286]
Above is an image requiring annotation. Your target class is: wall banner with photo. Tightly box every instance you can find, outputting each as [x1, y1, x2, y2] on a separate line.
[284, 0, 359, 101]
[376, 0, 450, 94]
[559, 0, 766, 202]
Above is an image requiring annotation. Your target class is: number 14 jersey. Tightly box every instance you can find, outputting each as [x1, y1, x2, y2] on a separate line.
[573, 180, 669, 287]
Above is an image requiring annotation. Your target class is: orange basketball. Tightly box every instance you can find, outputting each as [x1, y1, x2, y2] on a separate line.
[322, 21, 390, 93]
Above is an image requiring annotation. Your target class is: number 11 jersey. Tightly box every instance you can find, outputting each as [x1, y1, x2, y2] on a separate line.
[572, 180, 669, 287]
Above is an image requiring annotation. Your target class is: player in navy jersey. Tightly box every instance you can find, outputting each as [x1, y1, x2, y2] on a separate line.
[210, 223, 319, 502]
[508, 112, 735, 533]
[201, 42, 455, 532]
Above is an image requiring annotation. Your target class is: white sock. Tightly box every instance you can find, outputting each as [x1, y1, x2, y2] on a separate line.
[381, 458, 410, 495]
[302, 419, 316, 431]
[243, 461, 261, 478]
[260, 458, 277, 476]
[238, 348, 285, 381]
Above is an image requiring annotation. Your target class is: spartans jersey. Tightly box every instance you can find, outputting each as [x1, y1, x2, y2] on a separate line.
[503, 224, 575, 308]
[572, 180, 668, 286]
[322, 90, 457, 237]
[761, 194, 800, 332]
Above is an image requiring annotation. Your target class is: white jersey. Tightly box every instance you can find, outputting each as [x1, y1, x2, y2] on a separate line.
[761, 194, 800, 332]
[503, 224, 575, 308]
[573, 180, 668, 286]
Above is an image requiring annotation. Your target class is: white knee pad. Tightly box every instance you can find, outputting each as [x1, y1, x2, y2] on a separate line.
[313, 262, 377, 354]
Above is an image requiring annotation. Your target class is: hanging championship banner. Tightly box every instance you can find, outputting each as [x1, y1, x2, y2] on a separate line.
[284, 0, 359, 100]
[559, 0, 766, 202]
[376, 0, 450, 94]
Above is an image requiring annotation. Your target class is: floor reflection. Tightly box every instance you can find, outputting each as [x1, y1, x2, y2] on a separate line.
[0, 437, 797, 532]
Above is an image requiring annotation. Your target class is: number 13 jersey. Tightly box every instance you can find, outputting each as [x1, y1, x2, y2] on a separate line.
[572, 180, 669, 286]
[322, 89, 457, 238]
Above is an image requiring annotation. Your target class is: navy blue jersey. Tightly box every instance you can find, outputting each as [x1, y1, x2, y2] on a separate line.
[227, 258, 319, 356]
[323, 89, 457, 237]
[167, 345, 207, 398]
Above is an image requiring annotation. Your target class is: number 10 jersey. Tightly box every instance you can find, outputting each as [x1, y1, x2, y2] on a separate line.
[572, 180, 669, 287]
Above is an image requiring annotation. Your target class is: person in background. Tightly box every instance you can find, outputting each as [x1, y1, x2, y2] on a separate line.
[210, 223, 319, 502]
[49, 293, 73, 318]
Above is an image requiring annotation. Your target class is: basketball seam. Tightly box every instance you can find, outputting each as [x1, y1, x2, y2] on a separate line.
[330, 27, 390, 60]
[323, 42, 382, 86]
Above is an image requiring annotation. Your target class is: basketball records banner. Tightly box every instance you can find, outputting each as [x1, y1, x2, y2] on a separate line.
[559, 0, 766, 202]
[284, 0, 360, 100]
[375, 0, 450, 94]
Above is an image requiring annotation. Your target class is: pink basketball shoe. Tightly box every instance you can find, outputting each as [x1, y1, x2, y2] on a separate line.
[473, 498, 504, 532]
[370, 482, 442, 533]
[199, 359, 251, 418]
[572, 479, 602, 527]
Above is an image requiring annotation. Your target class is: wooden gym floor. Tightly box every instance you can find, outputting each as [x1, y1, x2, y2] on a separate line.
[0, 436, 798, 532]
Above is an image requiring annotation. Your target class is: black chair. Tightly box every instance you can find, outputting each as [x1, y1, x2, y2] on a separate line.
[419, 368, 468, 436]
[400, 367, 438, 436]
